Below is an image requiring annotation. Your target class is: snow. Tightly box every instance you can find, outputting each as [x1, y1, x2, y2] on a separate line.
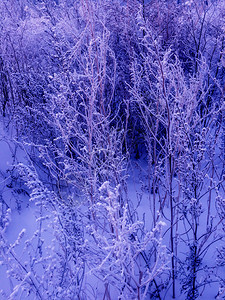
[0, 117, 224, 299]
[0, 1, 224, 298]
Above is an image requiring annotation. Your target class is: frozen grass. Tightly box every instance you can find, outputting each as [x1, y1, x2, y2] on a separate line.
[0, 141, 224, 299]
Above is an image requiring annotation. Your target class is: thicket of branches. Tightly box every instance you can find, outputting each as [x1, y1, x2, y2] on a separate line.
[0, 0, 224, 299]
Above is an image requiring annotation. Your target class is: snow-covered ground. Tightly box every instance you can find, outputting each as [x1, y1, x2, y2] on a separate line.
[0, 119, 224, 300]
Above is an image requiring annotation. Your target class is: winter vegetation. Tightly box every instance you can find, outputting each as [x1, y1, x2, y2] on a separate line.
[0, 0, 224, 299]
